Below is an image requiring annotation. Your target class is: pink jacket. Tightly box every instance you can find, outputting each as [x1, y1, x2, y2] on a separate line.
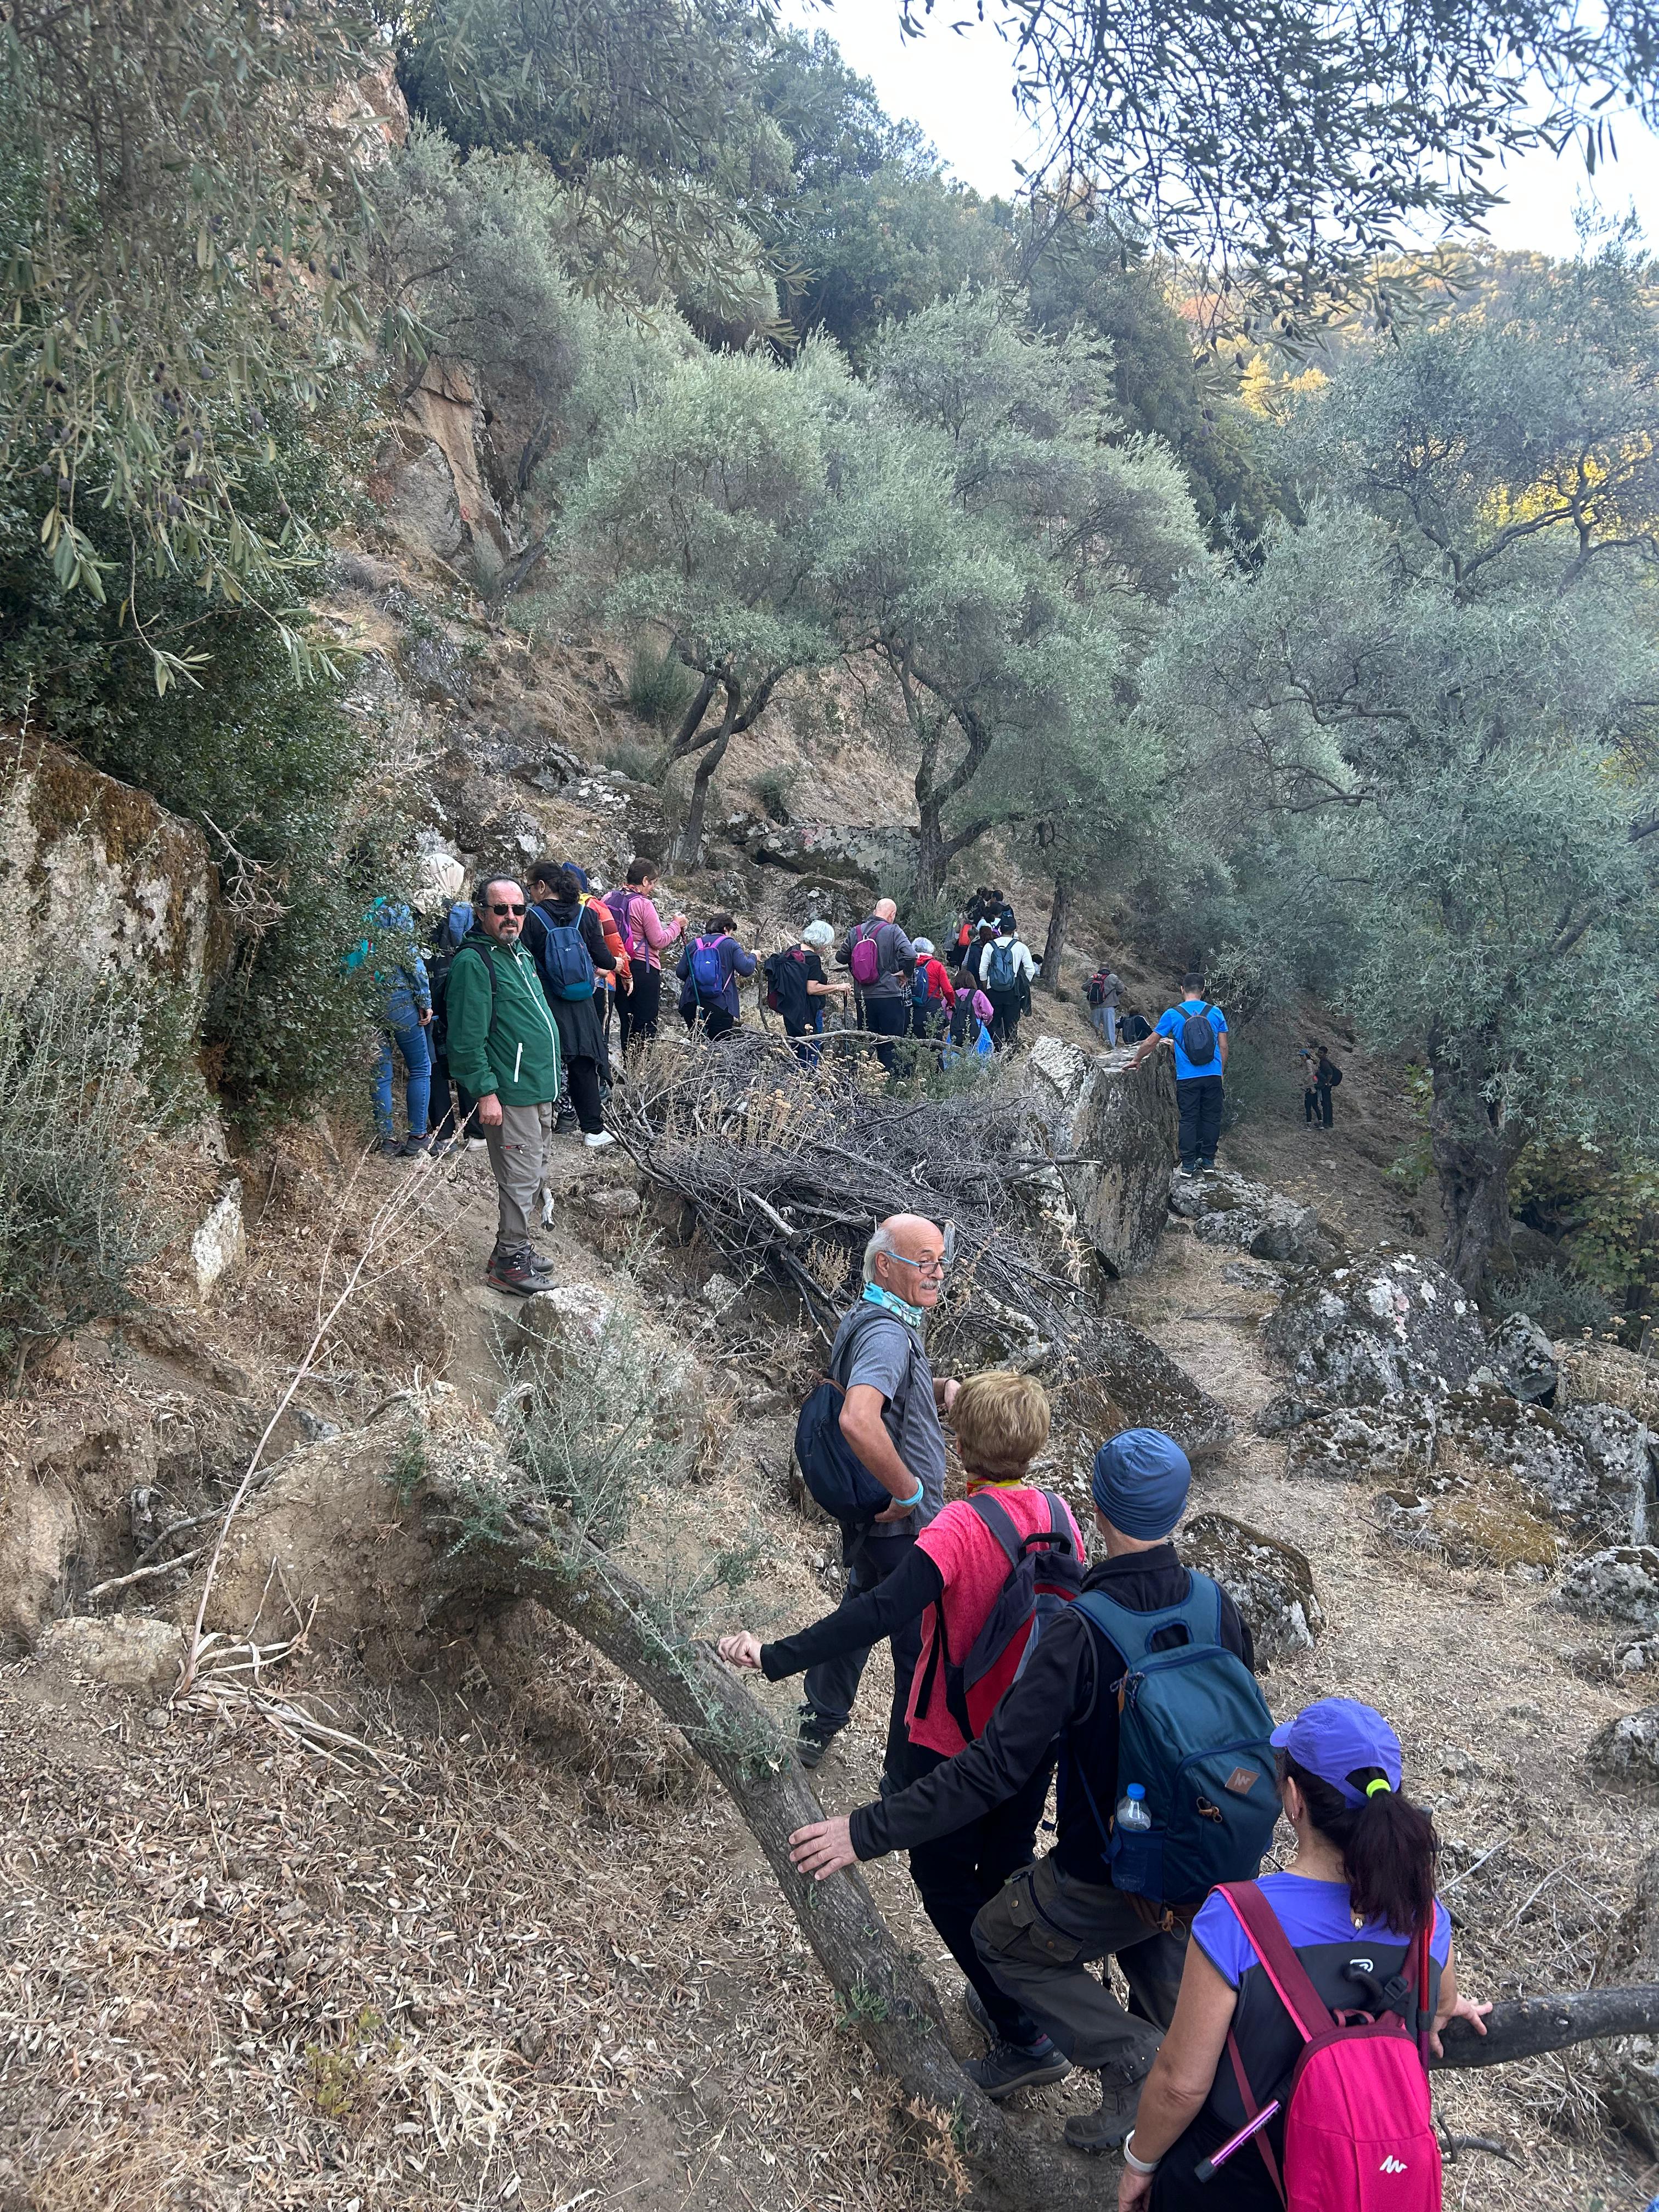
[625, 895, 684, 972]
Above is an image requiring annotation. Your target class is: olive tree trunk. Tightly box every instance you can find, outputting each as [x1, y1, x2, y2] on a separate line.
[1427, 1033, 1523, 1291]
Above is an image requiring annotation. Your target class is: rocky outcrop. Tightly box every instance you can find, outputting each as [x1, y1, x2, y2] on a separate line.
[1284, 1401, 1437, 1482]
[0, 735, 222, 1000]
[718, 812, 913, 890]
[1182, 1513, 1324, 1656]
[1262, 1248, 1486, 1409]
[1168, 1167, 1322, 1265]
[1077, 1319, 1234, 1455]
[1019, 1036, 1177, 1277]
[1374, 1464, 1559, 1572]
[1471, 1312, 1558, 1404]
[1559, 1546, 1659, 1633]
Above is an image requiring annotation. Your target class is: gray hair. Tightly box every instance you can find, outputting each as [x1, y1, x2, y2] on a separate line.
[862, 1223, 900, 1283]
[802, 918, 834, 948]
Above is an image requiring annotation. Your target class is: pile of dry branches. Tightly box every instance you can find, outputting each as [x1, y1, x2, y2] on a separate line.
[610, 1032, 1085, 1353]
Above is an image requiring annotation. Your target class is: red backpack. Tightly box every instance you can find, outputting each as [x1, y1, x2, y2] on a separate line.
[911, 1491, 1084, 1741]
[1206, 1881, 1441, 2211]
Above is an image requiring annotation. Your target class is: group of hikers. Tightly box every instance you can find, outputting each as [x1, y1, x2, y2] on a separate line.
[720, 1214, 1489, 2206]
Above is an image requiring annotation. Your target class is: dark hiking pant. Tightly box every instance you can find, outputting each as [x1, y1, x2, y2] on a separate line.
[973, 1854, 1187, 2079]
[1314, 1082, 1334, 1126]
[698, 1005, 737, 1040]
[803, 1532, 920, 1781]
[895, 1740, 1051, 2049]
[565, 1054, 603, 1135]
[864, 995, 910, 1072]
[1176, 1074, 1224, 1168]
[428, 1041, 478, 1141]
[618, 961, 662, 1054]
[987, 989, 1023, 1049]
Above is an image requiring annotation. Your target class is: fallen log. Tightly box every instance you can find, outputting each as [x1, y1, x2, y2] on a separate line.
[1434, 1984, 1659, 2069]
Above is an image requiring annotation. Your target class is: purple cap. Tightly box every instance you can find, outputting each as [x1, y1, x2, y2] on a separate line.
[1271, 1697, 1402, 1808]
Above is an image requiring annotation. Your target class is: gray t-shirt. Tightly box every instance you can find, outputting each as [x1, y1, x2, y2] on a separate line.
[830, 1302, 946, 1540]
[840, 918, 918, 1002]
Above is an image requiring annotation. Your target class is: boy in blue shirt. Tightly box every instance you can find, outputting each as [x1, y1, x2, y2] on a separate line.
[1136, 970, 1229, 1173]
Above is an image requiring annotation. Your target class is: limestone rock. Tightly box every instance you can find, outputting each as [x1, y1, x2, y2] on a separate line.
[1555, 1341, 1659, 1427]
[1559, 1546, 1659, 1632]
[35, 1615, 184, 1695]
[1284, 1401, 1437, 1482]
[700, 1272, 739, 1315]
[1170, 1167, 1321, 1265]
[190, 1180, 245, 1301]
[1019, 1036, 1178, 1277]
[0, 735, 222, 1000]
[1588, 1705, 1659, 1786]
[1471, 1312, 1558, 1404]
[1079, 1320, 1233, 1456]
[383, 433, 467, 565]
[1262, 1248, 1485, 1407]
[1556, 1401, 1656, 1544]
[1182, 1513, 1324, 1656]
[504, 1283, 616, 1363]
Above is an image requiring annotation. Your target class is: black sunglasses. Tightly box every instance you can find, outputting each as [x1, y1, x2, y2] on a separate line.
[488, 900, 526, 916]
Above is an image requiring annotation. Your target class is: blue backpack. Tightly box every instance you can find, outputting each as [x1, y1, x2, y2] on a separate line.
[986, 940, 1016, 992]
[528, 907, 596, 1001]
[793, 1308, 912, 1529]
[1064, 1574, 1277, 1908]
[691, 934, 729, 1001]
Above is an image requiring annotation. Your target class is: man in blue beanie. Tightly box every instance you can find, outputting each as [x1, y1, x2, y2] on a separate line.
[787, 1426, 1259, 2156]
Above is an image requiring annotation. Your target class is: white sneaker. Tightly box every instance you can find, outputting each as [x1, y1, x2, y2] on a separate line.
[465, 1136, 487, 1151]
[583, 1131, 616, 1150]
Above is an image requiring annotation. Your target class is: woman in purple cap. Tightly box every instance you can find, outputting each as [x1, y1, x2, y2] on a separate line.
[1115, 1696, 1490, 2209]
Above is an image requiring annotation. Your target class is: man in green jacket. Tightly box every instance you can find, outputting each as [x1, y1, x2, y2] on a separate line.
[444, 876, 565, 1294]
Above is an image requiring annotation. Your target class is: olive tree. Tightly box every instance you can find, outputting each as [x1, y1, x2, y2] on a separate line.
[1145, 250, 1659, 1287]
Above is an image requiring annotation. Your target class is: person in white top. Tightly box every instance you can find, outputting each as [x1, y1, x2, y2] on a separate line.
[975, 928, 1036, 1050]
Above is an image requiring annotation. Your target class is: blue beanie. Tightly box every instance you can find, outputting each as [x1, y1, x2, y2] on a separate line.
[1091, 1429, 1192, 1538]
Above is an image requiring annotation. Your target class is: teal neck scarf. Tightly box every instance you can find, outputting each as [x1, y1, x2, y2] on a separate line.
[862, 1282, 926, 1334]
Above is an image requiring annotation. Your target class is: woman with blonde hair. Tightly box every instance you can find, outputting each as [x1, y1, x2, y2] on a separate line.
[414, 850, 478, 1152]
[720, 1370, 1085, 2095]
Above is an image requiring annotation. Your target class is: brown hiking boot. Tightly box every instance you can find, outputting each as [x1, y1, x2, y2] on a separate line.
[1063, 2068, 1145, 2154]
[484, 1248, 554, 1296]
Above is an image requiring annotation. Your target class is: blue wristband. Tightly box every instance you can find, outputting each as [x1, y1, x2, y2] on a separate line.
[891, 1480, 924, 1511]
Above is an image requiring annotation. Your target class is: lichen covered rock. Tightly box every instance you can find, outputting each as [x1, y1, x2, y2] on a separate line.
[1262, 1248, 1485, 1407]
[1470, 1312, 1558, 1405]
[1559, 1545, 1659, 1633]
[1169, 1167, 1322, 1265]
[1182, 1512, 1324, 1655]
[1284, 1402, 1437, 1482]
[1588, 1704, 1659, 1787]
[1019, 1036, 1178, 1277]
[1072, 1320, 1234, 1457]
[1435, 1391, 1602, 1531]
[1374, 1462, 1559, 1572]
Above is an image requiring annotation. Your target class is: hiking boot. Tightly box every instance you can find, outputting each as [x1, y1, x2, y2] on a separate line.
[555, 1111, 579, 1136]
[583, 1130, 616, 1150]
[539, 1187, 556, 1229]
[1062, 2069, 1145, 2154]
[485, 1249, 554, 1297]
[465, 1136, 487, 1151]
[400, 1133, 431, 1158]
[795, 1705, 843, 1770]
[963, 1984, 996, 2046]
[376, 1137, 403, 1158]
[963, 2039, 1070, 2100]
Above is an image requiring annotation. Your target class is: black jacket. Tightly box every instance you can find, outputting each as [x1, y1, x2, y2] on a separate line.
[524, 896, 614, 1066]
[849, 1545, 1255, 1881]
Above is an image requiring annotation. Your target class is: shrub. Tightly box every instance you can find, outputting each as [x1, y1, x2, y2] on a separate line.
[749, 763, 798, 821]
[603, 741, 656, 782]
[0, 979, 172, 1381]
[1488, 1264, 1613, 1339]
[626, 639, 698, 732]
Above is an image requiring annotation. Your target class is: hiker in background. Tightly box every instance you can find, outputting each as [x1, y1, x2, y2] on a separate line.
[523, 860, 617, 1152]
[764, 921, 848, 1063]
[1313, 1045, 1342, 1130]
[1136, 972, 1229, 1176]
[610, 859, 687, 1057]
[975, 920, 1035, 1051]
[569, 863, 629, 1086]
[721, 1373, 1083, 2094]
[788, 1429, 1272, 2154]
[839, 900, 918, 1071]
[1297, 1044, 1319, 1127]
[790, 1215, 958, 1774]
[1114, 1699, 1489, 2209]
[1088, 966, 1122, 1047]
[444, 877, 563, 1295]
[909, 938, 957, 1038]
[415, 851, 479, 1154]
[677, 911, 756, 1040]
[1120, 1007, 1152, 1046]
[347, 894, 432, 1158]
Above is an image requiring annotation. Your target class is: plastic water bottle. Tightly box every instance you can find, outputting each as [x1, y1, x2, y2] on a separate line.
[1113, 1784, 1152, 1891]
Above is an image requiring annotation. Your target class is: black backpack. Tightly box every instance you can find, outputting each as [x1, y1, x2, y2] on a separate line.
[764, 946, 810, 1023]
[794, 1308, 916, 1530]
[1179, 1001, 1218, 1064]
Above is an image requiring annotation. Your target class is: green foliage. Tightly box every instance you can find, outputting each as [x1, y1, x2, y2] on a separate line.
[749, 763, 798, 821]
[0, 978, 173, 1380]
[0, 0, 379, 686]
[1488, 1266, 1613, 1340]
[627, 640, 700, 732]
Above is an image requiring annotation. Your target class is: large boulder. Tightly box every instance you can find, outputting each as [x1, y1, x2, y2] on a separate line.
[0, 735, 223, 1001]
[1262, 1248, 1485, 1408]
[1182, 1513, 1324, 1656]
[1435, 1391, 1603, 1531]
[1284, 1401, 1438, 1482]
[1074, 1319, 1234, 1456]
[1019, 1036, 1178, 1277]
[1374, 1463, 1559, 1572]
[1169, 1167, 1322, 1265]
[1559, 1546, 1659, 1633]
[1556, 1401, 1657, 1544]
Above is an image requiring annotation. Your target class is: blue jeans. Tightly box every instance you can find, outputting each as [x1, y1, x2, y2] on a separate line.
[375, 1018, 431, 1139]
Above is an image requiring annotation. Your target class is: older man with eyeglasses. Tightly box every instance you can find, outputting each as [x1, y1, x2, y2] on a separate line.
[443, 875, 565, 1295]
[796, 1212, 961, 1776]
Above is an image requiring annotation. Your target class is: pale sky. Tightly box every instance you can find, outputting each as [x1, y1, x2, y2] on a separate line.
[787, 0, 1658, 261]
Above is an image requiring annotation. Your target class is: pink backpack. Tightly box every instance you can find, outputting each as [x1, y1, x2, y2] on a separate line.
[1207, 1881, 1441, 2211]
[848, 922, 882, 988]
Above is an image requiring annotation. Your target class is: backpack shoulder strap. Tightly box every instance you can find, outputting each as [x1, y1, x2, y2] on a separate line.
[1074, 1570, 1215, 1666]
[1214, 1882, 1336, 2046]
[964, 1489, 1024, 1568]
[828, 1304, 898, 1390]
